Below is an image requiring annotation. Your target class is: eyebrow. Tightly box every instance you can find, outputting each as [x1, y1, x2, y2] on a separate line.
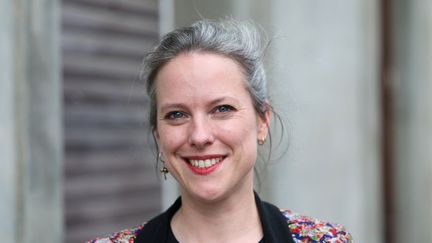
[159, 96, 239, 112]
[159, 103, 187, 113]
[209, 96, 234, 105]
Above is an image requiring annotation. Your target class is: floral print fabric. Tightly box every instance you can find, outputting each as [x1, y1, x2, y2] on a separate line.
[88, 224, 143, 243]
[88, 210, 353, 243]
[282, 209, 353, 242]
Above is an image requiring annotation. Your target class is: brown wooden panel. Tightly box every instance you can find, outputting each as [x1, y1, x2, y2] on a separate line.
[63, 54, 142, 78]
[62, 1, 158, 39]
[64, 104, 147, 127]
[64, 149, 156, 177]
[62, 30, 155, 60]
[63, 77, 147, 105]
[64, 172, 159, 199]
[64, 0, 159, 18]
[62, 0, 161, 242]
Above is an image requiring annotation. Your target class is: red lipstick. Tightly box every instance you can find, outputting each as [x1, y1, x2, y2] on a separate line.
[183, 155, 225, 175]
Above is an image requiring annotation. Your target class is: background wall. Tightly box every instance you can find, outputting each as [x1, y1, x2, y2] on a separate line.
[0, 0, 62, 242]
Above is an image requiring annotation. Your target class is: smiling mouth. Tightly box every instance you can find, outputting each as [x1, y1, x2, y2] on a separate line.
[188, 157, 224, 169]
[184, 156, 226, 170]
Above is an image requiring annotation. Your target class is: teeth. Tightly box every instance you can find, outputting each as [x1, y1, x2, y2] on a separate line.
[189, 157, 223, 169]
[204, 159, 211, 167]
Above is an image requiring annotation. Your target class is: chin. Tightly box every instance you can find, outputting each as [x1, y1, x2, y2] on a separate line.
[189, 186, 227, 203]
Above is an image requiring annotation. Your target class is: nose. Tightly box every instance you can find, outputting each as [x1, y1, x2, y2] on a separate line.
[188, 115, 215, 148]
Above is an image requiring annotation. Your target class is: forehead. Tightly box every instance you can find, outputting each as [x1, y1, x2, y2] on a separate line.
[154, 52, 249, 100]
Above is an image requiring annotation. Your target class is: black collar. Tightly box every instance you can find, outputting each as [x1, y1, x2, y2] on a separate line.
[135, 192, 295, 243]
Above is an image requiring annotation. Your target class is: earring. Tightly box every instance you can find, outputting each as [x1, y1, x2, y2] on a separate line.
[258, 137, 266, 145]
[159, 152, 169, 180]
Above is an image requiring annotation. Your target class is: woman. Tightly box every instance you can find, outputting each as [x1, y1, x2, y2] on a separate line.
[90, 19, 353, 243]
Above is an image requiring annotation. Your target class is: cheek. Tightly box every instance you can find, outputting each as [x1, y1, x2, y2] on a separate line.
[223, 125, 259, 167]
[217, 119, 258, 147]
[156, 126, 186, 152]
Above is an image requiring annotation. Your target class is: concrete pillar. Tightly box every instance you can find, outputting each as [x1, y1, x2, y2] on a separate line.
[392, 0, 432, 242]
[173, 0, 236, 27]
[264, 1, 382, 242]
[0, 0, 63, 242]
[0, 0, 17, 242]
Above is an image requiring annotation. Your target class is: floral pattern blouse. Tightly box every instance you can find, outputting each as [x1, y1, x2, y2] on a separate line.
[88, 209, 352, 243]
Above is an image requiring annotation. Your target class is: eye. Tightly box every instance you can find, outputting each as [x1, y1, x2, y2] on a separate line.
[214, 105, 235, 113]
[164, 111, 186, 120]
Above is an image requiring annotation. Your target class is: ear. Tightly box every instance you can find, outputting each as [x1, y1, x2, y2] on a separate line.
[257, 108, 271, 140]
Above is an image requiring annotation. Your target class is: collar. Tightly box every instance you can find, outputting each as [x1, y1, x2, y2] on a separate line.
[135, 192, 295, 243]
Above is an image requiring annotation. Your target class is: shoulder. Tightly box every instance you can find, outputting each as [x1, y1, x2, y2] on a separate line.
[280, 209, 354, 242]
[87, 223, 145, 243]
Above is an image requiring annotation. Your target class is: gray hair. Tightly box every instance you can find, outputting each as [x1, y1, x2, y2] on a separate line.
[141, 18, 270, 130]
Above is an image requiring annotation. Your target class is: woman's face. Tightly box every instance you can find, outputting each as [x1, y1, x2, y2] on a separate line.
[154, 52, 269, 202]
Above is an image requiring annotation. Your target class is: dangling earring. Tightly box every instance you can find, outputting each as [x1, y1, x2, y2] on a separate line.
[258, 137, 266, 145]
[159, 152, 169, 180]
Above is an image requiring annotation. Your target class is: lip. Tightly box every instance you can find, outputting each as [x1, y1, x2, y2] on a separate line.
[182, 154, 226, 175]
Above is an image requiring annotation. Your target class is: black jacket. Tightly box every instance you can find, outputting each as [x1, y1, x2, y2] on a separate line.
[135, 192, 295, 243]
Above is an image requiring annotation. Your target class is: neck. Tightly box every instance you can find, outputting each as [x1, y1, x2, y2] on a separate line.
[171, 184, 262, 243]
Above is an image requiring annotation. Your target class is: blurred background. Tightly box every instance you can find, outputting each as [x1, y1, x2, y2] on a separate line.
[1, 0, 431, 242]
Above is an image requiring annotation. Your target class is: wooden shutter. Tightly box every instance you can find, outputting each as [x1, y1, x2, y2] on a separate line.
[62, 0, 161, 242]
